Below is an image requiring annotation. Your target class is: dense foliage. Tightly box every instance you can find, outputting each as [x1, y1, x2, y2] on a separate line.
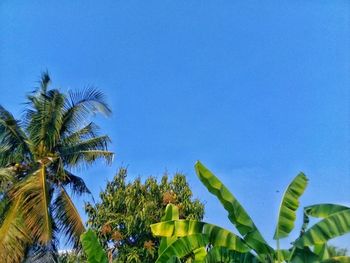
[151, 161, 350, 263]
[0, 73, 113, 262]
[85, 167, 205, 262]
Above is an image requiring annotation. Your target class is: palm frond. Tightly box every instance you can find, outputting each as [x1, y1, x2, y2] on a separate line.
[26, 89, 65, 155]
[37, 71, 51, 94]
[60, 87, 111, 136]
[0, 105, 31, 165]
[23, 240, 59, 263]
[61, 122, 100, 145]
[0, 197, 32, 263]
[10, 167, 53, 244]
[0, 167, 15, 193]
[62, 170, 91, 195]
[62, 150, 114, 169]
[61, 135, 111, 153]
[53, 186, 85, 247]
[0, 198, 9, 223]
[60, 136, 113, 167]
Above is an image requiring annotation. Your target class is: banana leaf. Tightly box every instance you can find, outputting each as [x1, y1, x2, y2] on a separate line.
[303, 206, 350, 261]
[295, 209, 350, 247]
[80, 229, 108, 263]
[275, 249, 294, 262]
[194, 161, 273, 256]
[321, 256, 350, 263]
[290, 247, 319, 263]
[193, 247, 207, 263]
[314, 243, 330, 261]
[151, 220, 250, 253]
[159, 204, 180, 255]
[156, 234, 209, 263]
[203, 246, 259, 263]
[301, 204, 350, 234]
[274, 172, 308, 239]
[304, 204, 350, 219]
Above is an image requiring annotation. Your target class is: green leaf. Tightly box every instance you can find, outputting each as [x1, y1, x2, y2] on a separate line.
[194, 161, 273, 255]
[274, 172, 308, 239]
[290, 247, 320, 263]
[53, 186, 85, 247]
[314, 243, 330, 261]
[151, 220, 250, 253]
[193, 247, 207, 263]
[0, 105, 31, 166]
[0, 168, 15, 193]
[203, 247, 259, 263]
[159, 204, 180, 255]
[305, 204, 350, 219]
[301, 204, 350, 234]
[322, 256, 350, 263]
[295, 209, 350, 247]
[279, 249, 293, 261]
[11, 167, 53, 244]
[0, 197, 31, 262]
[156, 234, 209, 263]
[80, 229, 108, 263]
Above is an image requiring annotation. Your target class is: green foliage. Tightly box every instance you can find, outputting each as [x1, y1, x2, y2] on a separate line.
[322, 256, 350, 263]
[274, 173, 308, 240]
[85, 168, 204, 262]
[81, 230, 108, 263]
[156, 234, 209, 263]
[274, 173, 308, 262]
[203, 247, 259, 263]
[295, 209, 350, 247]
[290, 247, 319, 263]
[0, 72, 113, 262]
[151, 220, 250, 253]
[194, 161, 273, 261]
[159, 204, 180, 256]
[57, 250, 85, 263]
[151, 161, 350, 263]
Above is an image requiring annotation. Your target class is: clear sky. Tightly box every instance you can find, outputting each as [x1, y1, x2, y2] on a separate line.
[1, 0, 349, 250]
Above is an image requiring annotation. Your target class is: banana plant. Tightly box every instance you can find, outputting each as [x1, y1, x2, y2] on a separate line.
[80, 229, 108, 263]
[151, 161, 350, 262]
[274, 172, 308, 262]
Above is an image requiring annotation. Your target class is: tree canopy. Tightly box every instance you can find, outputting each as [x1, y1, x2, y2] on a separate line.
[85, 167, 205, 262]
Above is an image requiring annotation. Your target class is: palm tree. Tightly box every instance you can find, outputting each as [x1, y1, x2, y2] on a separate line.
[0, 72, 113, 262]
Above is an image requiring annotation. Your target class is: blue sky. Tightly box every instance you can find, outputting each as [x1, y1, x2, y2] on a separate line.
[1, 0, 349, 249]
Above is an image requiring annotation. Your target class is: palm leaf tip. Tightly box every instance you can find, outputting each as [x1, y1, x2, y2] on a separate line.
[68, 87, 112, 117]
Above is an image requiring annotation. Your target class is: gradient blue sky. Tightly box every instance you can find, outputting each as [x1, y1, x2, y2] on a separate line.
[1, 1, 349, 249]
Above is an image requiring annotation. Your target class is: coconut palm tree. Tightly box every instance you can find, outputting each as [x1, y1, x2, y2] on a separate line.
[0, 72, 113, 262]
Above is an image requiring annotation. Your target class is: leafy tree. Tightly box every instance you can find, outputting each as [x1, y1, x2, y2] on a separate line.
[151, 161, 350, 263]
[85, 167, 204, 262]
[0, 72, 113, 262]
